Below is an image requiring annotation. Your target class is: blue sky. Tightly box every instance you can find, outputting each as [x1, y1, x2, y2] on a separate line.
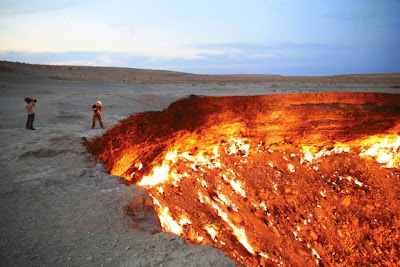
[1, 0, 399, 75]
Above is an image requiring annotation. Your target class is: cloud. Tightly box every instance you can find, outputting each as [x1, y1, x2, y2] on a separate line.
[96, 55, 120, 64]
[49, 54, 122, 66]
[0, 0, 84, 16]
[1, 38, 399, 76]
[48, 60, 97, 66]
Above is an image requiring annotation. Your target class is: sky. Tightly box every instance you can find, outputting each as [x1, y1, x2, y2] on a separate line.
[0, 0, 399, 75]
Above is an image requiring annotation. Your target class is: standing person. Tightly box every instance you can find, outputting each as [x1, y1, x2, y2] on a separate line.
[25, 97, 36, 130]
[92, 101, 104, 129]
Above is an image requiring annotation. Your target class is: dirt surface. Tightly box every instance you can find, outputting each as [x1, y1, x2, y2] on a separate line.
[0, 62, 399, 267]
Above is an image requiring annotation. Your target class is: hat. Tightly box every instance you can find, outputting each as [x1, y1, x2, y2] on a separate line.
[97, 101, 102, 105]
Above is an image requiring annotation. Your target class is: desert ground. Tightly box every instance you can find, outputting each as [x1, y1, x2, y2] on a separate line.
[0, 61, 399, 267]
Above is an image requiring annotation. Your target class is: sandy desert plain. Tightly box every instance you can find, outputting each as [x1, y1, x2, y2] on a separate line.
[0, 61, 400, 267]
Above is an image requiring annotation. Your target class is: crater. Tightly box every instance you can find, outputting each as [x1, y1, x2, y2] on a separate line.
[86, 92, 400, 266]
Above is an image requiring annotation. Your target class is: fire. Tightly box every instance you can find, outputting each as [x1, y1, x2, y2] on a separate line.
[86, 93, 400, 267]
[205, 225, 218, 241]
[359, 135, 400, 168]
[152, 197, 183, 235]
[299, 134, 400, 169]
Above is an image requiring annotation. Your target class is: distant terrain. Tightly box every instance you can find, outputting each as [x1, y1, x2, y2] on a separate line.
[1, 60, 400, 85]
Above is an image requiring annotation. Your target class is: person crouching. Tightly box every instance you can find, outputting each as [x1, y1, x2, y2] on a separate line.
[25, 97, 36, 130]
[92, 101, 104, 129]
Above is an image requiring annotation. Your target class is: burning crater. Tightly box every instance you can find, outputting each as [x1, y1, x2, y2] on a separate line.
[86, 92, 400, 266]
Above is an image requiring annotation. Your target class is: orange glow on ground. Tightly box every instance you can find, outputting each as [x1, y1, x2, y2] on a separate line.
[86, 93, 400, 266]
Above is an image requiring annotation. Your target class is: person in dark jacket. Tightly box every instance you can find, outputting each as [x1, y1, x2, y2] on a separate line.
[92, 101, 104, 129]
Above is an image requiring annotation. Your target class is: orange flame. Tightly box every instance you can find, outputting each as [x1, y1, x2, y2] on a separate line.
[87, 93, 400, 267]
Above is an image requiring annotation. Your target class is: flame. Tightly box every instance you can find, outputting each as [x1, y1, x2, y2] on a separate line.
[139, 128, 400, 266]
[152, 197, 183, 235]
[205, 225, 218, 241]
[111, 150, 138, 178]
[134, 129, 400, 265]
[359, 135, 400, 168]
[287, 163, 296, 172]
[87, 93, 400, 267]
[299, 134, 400, 169]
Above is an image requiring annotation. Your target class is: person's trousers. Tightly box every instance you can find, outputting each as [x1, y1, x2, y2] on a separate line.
[26, 114, 35, 129]
[92, 113, 104, 128]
